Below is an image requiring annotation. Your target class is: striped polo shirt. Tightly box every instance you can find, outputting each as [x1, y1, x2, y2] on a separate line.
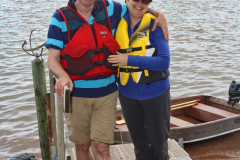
[45, 0, 127, 98]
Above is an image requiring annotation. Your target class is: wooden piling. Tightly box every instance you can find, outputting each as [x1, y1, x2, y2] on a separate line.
[49, 71, 58, 153]
[31, 58, 50, 160]
[46, 93, 53, 160]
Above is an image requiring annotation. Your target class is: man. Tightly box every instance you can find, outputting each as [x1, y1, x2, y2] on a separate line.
[46, 0, 169, 159]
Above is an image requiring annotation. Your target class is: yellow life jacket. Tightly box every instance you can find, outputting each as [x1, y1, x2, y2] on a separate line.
[115, 13, 169, 86]
[115, 13, 156, 85]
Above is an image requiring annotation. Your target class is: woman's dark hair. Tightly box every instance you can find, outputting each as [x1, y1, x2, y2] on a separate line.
[125, 0, 152, 4]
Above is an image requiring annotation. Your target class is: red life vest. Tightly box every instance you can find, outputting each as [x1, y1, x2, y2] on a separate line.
[58, 0, 120, 81]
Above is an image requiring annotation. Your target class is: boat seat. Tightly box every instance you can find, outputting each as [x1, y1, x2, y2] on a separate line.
[170, 116, 195, 127]
[185, 103, 237, 122]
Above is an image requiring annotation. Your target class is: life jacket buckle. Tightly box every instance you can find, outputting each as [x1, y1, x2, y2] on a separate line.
[126, 48, 132, 53]
[125, 68, 133, 73]
[92, 48, 103, 54]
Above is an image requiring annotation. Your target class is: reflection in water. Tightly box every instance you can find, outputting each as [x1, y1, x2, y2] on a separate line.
[0, 0, 240, 159]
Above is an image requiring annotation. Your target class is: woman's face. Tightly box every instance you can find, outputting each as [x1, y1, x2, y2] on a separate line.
[126, 0, 150, 19]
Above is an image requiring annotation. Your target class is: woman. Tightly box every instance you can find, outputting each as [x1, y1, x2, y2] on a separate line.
[108, 0, 170, 159]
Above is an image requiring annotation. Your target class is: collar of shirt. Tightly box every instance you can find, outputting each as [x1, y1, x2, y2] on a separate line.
[71, 0, 97, 24]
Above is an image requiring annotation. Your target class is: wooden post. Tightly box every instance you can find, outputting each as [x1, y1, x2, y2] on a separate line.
[63, 85, 71, 160]
[46, 93, 53, 160]
[55, 93, 65, 159]
[55, 85, 71, 160]
[49, 71, 58, 152]
[31, 57, 50, 160]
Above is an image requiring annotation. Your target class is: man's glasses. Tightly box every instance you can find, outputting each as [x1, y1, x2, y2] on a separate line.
[132, 0, 152, 5]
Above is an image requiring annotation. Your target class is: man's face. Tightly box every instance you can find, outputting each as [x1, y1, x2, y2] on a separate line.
[77, 0, 96, 7]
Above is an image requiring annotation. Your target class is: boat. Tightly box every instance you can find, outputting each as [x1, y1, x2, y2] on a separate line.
[114, 95, 240, 144]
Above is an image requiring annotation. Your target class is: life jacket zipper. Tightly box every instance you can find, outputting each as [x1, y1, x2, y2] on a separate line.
[91, 24, 103, 75]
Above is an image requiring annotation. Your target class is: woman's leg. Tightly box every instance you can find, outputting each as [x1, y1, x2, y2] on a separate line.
[141, 89, 171, 160]
[119, 94, 152, 160]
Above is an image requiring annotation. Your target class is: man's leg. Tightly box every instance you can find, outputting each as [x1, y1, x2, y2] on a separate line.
[91, 140, 110, 160]
[90, 91, 119, 160]
[76, 141, 94, 160]
[65, 96, 94, 160]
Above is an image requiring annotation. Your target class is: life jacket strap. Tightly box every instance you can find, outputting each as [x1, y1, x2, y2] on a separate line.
[118, 45, 153, 53]
[94, 61, 105, 66]
[61, 48, 104, 60]
[119, 68, 143, 73]
[91, 48, 104, 54]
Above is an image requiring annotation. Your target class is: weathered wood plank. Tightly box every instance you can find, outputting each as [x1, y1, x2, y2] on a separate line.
[46, 93, 53, 160]
[170, 116, 194, 127]
[49, 71, 57, 152]
[69, 140, 192, 160]
[55, 93, 65, 159]
[185, 103, 237, 122]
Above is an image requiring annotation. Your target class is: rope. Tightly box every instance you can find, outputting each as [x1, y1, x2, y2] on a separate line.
[117, 129, 123, 144]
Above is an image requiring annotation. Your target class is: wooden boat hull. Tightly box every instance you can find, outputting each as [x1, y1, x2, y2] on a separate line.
[114, 95, 240, 144]
[170, 114, 240, 143]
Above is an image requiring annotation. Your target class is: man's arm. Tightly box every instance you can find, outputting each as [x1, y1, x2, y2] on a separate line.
[148, 8, 169, 42]
[48, 48, 74, 97]
[110, 0, 168, 41]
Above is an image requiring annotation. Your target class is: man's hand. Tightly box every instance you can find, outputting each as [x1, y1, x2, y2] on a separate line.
[55, 75, 74, 98]
[148, 8, 169, 42]
[108, 52, 128, 66]
[48, 47, 74, 97]
[152, 13, 169, 42]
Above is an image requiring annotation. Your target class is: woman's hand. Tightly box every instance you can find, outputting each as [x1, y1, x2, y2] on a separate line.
[108, 52, 128, 66]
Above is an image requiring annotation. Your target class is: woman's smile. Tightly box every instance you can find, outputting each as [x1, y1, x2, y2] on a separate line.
[134, 5, 143, 10]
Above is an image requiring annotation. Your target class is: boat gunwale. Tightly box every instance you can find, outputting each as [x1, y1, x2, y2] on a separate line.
[181, 127, 240, 143]
[116, 114, 240, 131]
[116, 95, 240, 129]
[114, 95, 240, 143]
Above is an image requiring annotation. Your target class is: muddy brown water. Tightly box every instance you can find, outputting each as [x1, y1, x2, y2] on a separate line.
[185, 130, 240, 159]
[0, 0, 240, 159]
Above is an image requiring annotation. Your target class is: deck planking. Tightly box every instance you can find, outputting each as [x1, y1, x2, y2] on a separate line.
[69, 139, 192, 160]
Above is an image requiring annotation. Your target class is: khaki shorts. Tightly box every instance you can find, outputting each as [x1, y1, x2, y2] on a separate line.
[65, 91, 119, 144]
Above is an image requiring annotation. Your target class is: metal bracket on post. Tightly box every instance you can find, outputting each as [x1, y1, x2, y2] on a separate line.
[51, 145, 57, 160]
[178, 138, 184, 149]
[22, 29, 47, 58]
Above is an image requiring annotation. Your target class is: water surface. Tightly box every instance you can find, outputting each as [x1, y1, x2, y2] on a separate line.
[0, 0, 239, 159]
